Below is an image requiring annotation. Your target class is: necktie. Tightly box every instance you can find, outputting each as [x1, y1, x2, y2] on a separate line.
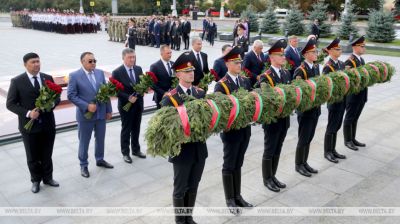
[196, 53, 202, 69]
[278, 69, 283, 80]
[257, 54, 261, 61]
[167, 62, 172, 77]
[360, 57, 365, 65]
[294, 48, 299, 57]
[33, 76, 40, 92]
[88, 72, 96, 90]
[235, 77, 240, 87]
[129, 68, 136, 83]
[186, 88, 191, 95]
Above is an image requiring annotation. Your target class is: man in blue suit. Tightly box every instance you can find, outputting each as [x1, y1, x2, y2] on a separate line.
[154, 19, 161, 48]
[67, 52, 114, 178]
[242, 40, 267, 86]
[213, 44, 232, 81]
[284, 35, 302, 76]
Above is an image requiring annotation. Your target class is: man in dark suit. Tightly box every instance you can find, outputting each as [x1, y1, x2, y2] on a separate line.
[67, 52, 114, 178]
[112, 48, 146, 163]
[181, 15, 191, 50]
[160, 52, 208, 224]
[148, 15, 155, 47]
[154, 19, 161, 48]
[343, 36, 368, 150]
[242, 39, 267, 86]
[214, 47, 253, 215]
[284, 35, 302, 76]
[150, 45, 174, 109]
[255, 39, 291, 193]
[201, 17, 208, 40]
[189, 37, 209, 86]
[6, 53, 60, 193]
[233, 23, 249, 59]
[293, 38, 320, 178]
[311, 19, 321, 41]
[213, 44, 232, 81]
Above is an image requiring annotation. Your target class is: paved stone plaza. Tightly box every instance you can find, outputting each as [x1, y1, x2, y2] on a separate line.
[1, 20, 400, 224]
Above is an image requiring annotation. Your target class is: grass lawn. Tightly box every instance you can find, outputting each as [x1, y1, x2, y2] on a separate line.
[365, 49, 400, 57]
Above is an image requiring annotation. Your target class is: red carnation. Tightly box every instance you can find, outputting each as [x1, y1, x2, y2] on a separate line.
[45, 80, 63, 94]
[146, 71, 158, 83]
[243, 68, 252, 78]
[286, 58, 295, 66]
[210, 69, 219, 81]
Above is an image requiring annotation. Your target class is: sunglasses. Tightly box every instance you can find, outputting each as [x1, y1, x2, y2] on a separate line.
[333, 48, 342, 51]
[87, 59, 97, 64]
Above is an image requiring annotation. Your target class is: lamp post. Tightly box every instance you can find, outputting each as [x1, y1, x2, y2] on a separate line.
[79, 0, 84, 13]
[172, 0, 177, 17]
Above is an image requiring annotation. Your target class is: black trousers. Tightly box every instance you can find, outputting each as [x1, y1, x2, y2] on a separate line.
[262, 118, 289, 159]
[118, 102, 143, 155]
[173, 159, 205, 198]
[21, 129, 56, 182]
[297, 114, 319, 148]
[183, 33, 190, 49]
[326, 105, 346, 134]
[221, 126, 251, 172]
[343, 101, 365, 126]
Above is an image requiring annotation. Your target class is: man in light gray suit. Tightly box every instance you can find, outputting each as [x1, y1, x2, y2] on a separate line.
[67, 52, 114, 178]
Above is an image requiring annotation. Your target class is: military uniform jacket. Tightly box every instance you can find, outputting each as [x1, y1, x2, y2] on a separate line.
[345, 54, 367, 103]
[293, 62, 321, 117]
[323, 58, 346, 111]
[214, 73, 252, 94]
[256, 67, 291, 128]
[160, 85, 208, 165]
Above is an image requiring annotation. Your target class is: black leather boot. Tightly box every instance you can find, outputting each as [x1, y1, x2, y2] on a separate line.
[222, 172, 240, 215]
[295, 146, 311, 177]
[352, 122, 366, 147]
[262, 159, 280, 192]
[344, 124, 358, 150]
[185, 190, 198, 224]
[324, 133, 339, 163]
[304, 145, 318, 174]
[233, 169, 254, 207]
[272, 156, 286, 188]
[173, 197, 186, 224]
[332, 133, 346, 159]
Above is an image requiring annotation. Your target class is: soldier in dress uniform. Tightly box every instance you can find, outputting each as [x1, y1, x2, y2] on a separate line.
[343, 36, 367, 150]
[255, 39, 291, 192]
[233, 23, 249, 59]
[125, 18, 137, 50]
[160, 52, 208, 224]
[322, 38, 347, 163]
[214, 46, 253, 215]
[293, 37, 320, 177]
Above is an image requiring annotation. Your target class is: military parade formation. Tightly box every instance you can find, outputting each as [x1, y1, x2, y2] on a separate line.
[11, 9, 101, 34]
[6, 10, 395, 222]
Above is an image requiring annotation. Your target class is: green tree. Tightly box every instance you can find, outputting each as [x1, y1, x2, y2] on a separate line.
[227, 0, 247, 13]
[241, 5, 259, 32]
[337, 3, 358, 40]
[308, 1, 331, 38]
[367, 0, 396, 42]
[283, 4, 304, 36]
[394, 0, 400, 16]
[260, 2, 279, 34]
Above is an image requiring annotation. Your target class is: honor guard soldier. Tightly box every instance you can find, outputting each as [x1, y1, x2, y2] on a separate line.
[255, 39, 291, 192]
[160, 52, 208, 224]
[214, 46, 253, 215]
[343, 36, 367, 151]
[293, 37, 320, 177]
[322, 38, 347, 163]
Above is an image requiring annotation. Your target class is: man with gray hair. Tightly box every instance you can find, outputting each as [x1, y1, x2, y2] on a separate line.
[285, 35, 302, 76]
[112, 48, 146, 163]
[189, 37, 209, 85]
[242, 39, 267, 86]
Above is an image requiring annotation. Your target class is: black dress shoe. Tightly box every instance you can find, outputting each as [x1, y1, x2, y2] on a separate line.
[272, 176, 286, 188]
[123, 155, 132, 163]
[345, 141, 359, 151]
[132, 151, 146, 159]
[96, 160, 114, 168]
[235, 195, 254, 207]
[333, 150, 346, 159]
[295, 164, 312, 177]
[304, 163, 318, 174]
[31, 182, 40, 193]
[43, 179, 60, 187]
[324, 153, 339, 163]
[264, 178, 280, 192]
[81, 167, 90, 178]
[353, 139, 366, 147]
